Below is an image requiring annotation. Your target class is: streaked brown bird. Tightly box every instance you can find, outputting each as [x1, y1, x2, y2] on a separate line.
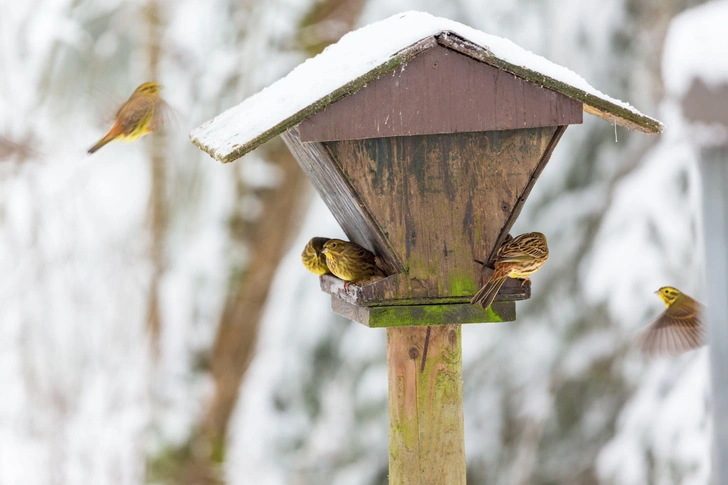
[640, 286, 706, 357]
[321, 239, 385, 288]
[301, 237, 331, 275]
[470, 232, 549, 309]
[88, 82, 165, 154]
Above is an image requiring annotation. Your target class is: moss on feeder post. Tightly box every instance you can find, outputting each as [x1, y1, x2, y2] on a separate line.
[387, 325, 465, 485]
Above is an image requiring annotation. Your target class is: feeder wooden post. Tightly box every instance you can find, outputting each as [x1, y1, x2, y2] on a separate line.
[387, 325, 465, 485]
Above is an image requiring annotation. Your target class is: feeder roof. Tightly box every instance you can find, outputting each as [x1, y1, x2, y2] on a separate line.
[191, 11, 663, 164]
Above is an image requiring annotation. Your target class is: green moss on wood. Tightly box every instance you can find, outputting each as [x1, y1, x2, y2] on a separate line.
[367, 301, 514, 327]
[387, 325, 466, 484]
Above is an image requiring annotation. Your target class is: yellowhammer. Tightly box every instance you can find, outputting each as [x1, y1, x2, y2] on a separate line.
[640, 286, 706, 357]
[88, 82, 165, 154]
[301, 237, 331, 275]
[321, 239, 385, 289]
[470, 232, 549, 309]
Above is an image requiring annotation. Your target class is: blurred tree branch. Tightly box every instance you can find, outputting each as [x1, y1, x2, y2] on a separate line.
[145, 0, 165, 360]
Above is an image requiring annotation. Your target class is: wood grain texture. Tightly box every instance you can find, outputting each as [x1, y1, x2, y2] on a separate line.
[436, 32, 662, 135]
[282, 127, 402, 274]
[299, 44, 582, 142]
[320, 274, 530, 307]
[191, 30, 662, 164]
[191, 37, 437, 163]
[387, 325, 465, 485]
[330, 296, 516, 327]
[484, 125, 567, 268]
[326, 128, 555, 301]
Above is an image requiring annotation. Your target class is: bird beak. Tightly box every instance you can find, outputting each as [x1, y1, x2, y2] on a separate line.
[654, 290, 660, 295]
[321, 248, 328, 255]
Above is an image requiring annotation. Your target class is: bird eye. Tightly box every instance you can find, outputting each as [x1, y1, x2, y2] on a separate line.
[332, 243, 337, 248]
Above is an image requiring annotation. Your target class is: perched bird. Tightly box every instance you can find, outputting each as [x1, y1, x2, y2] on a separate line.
[321, 239, 385, 288]
[470, 232, 549, 309]
[640, 286, 706, 357]
[301, 237, 331, 275]
[88, 82, 165, 154]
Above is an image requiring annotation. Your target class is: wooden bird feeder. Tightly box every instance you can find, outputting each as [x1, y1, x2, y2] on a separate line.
[191, 12, 662, 484]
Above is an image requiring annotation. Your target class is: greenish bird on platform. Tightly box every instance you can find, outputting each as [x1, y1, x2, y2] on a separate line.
[301, 237, 331, 275]
[88, 82, 165, 154]
[470, 232, 549, 309]
[640, 286, 706, 357]
[320, 238, 385, 289]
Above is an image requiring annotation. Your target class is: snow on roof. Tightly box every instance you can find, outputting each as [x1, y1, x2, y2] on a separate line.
[663, 0, 728, 96]
[191, 11, 663, 164]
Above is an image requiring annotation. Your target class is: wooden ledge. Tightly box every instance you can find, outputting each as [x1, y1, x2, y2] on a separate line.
[320, 274, 526, 327]
[319, 273, 530, 307]
[331, 297, 515, 327]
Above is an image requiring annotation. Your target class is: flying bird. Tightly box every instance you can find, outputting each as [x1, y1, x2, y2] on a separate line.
[88, 82, 165, 154]
[640, 286, 706, 357]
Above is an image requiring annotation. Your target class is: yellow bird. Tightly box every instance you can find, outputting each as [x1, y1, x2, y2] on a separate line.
[320, 239, 385, 289]
[640, 286, 706, 357]
[88, 82, 165, 154]
[301, 237, 331, 275]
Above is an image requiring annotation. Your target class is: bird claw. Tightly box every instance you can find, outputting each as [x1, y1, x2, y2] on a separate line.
[519, 278, 531, 287]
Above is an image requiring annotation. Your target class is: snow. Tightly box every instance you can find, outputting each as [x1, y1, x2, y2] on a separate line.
[663, 0, 728, 97]
[0, 1, 717, 484]
[191, 10, 658, 161]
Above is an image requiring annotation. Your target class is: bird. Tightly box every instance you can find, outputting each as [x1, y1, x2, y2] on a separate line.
[320, 239, 385, 289]
[301, 237, 331, 275]
[640, 286, 706, 357]
[470, 232, 549, 309]
[88, 82, 165, 154]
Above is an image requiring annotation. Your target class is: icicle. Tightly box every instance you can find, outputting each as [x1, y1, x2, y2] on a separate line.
[614, 121, 618, 143]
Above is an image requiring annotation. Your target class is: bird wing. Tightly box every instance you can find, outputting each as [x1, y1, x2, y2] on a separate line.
[117, 96, 161, 134]
[640, 295, 706, 357]
[497, 234, 547, 263]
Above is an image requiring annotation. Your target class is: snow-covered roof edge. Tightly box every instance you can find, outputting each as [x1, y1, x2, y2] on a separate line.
[438, 33, 663, 136]
[191, 37, 436, 164]
[191, 15, 663, 164]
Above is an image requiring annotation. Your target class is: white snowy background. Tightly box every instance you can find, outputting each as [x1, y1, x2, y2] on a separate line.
[0, 0, 723, 484]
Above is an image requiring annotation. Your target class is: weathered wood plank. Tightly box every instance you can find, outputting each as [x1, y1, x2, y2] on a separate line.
[281, 127, 402, 275]
[484, 125, 567, 267]
[330, 297, 515, 327]
[320, 274, 530, 307]
[192, 37, 438, 163]
[436, 32, 663, 135]
[387, 325, 466, 485]
[326, 128, 555, 301]
[299, 45, 582, 142]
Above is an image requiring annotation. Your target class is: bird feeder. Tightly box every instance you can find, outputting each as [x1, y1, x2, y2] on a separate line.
[191, 12, 661, 485]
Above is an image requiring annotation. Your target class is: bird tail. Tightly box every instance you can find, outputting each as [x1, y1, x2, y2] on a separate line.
[87, 132, 118, 154]
[470, 275, 509, 309]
